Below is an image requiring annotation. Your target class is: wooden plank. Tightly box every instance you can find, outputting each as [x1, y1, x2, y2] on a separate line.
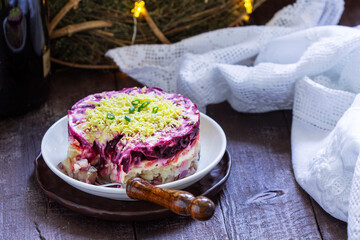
[0, 69, 135, 240]
[339, 0, 360, 27]
[205, 103, 321, 239]
[249, 0, 296, 25]
[283, 111, 347, 240]
[115, 72, 230, 240]
[115, 71, 144, 89]
[134, 203, 229, 240]
[311, 199, 347, 240]
[0, 0, 357, 239]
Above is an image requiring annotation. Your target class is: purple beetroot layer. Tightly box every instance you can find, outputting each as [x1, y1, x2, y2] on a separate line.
[68, 87, 200, 174]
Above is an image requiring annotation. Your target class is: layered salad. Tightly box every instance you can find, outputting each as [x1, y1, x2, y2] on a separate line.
[58, 87, 200, 186]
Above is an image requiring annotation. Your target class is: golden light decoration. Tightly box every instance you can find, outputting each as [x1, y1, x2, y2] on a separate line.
[242, 15, 250, 21]
[131, 1, 145, 18]
[244, 0, 253, 14]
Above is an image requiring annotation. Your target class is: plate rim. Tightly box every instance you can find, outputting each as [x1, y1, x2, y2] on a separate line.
[34, 150, 232, 221]
[41, 112, 227, 198]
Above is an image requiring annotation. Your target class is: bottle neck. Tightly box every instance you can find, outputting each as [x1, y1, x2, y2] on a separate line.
[1, 0, 9, 11]
[1, 0, 7, 10]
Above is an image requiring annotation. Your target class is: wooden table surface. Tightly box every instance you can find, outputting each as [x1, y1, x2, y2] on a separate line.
[1, 1, 359, 239]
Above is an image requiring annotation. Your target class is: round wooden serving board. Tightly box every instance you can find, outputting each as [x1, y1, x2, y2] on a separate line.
[34, 150, 231, 221]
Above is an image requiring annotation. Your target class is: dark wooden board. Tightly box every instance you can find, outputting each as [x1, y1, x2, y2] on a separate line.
[2, 0, 359, 239]
[0, 69, 135, 240]
[340, 0, 360, 27]
[283, 111, 348, 240]
[206, 103, 322, 239]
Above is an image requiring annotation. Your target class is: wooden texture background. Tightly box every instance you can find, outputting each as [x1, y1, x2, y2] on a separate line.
[1, 0, 359, 239]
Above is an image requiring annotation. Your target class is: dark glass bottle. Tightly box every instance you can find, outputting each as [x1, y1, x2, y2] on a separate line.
[0, 0, 50, 117]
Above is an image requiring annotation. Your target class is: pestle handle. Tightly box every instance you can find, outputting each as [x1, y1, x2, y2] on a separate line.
[126, 177, 215, 221]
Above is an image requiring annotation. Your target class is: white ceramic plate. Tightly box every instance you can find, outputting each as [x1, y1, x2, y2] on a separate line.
[41, 113, 226, 200]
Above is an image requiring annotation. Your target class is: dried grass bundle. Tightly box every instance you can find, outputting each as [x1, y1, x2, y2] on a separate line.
[49, 0, 267, 69]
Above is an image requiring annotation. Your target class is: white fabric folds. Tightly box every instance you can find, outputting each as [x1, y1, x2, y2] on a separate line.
[107, 0, 360, 238]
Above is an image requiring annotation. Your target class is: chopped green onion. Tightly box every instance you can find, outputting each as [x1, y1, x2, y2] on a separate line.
[131, 100, 140, 106]
[138, 100, 151, 112]
[152, 106, 159, 114]
[129, 106, 135, 114]
[124, 115, 131, 122]
[107, 113, 115, 120]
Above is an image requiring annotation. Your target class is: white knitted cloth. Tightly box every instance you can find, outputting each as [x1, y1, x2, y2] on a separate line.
[107, 0, 360, 238]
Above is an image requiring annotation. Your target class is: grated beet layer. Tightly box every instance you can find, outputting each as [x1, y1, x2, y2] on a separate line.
[67, 87, 200, 176]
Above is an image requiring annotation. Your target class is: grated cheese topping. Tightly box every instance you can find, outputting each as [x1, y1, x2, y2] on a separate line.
[79, 90, 184, 143]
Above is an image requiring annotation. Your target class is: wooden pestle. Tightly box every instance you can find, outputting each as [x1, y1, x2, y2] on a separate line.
[126, 177, 215, 221]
